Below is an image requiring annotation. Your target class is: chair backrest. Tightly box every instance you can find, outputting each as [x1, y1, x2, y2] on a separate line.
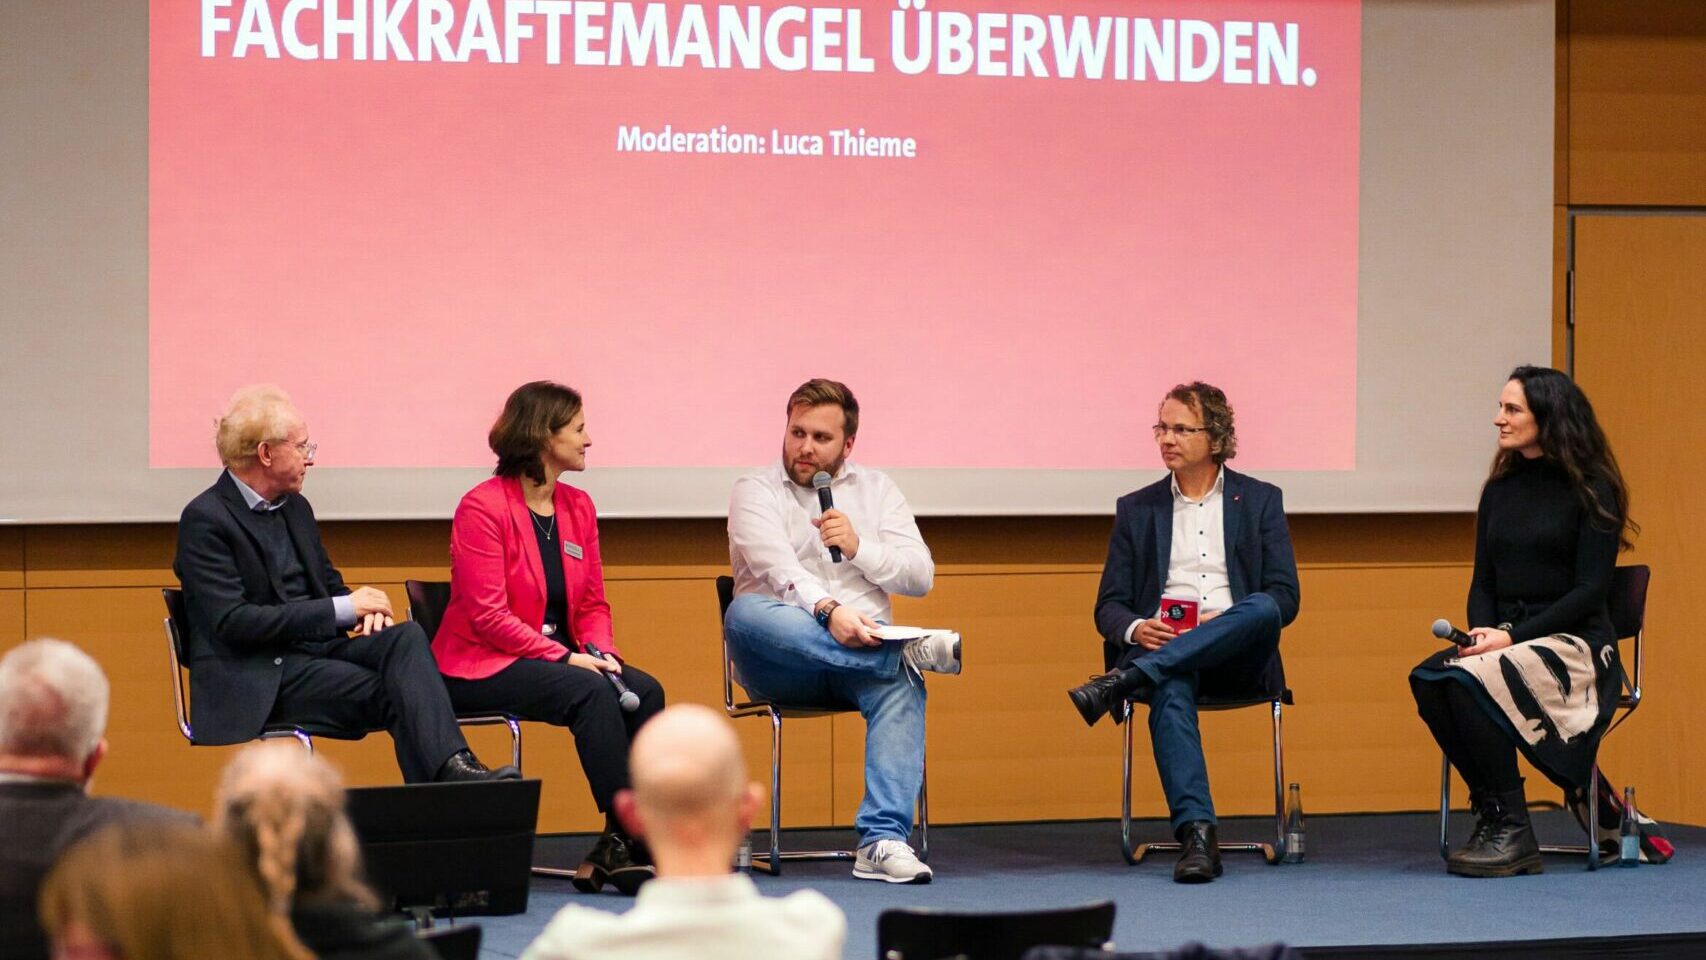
[161, 588, 194, 742]
[1608, 564, 1649, 641]
[716, 576, 737, 708]
[877, 901, 1116, 960]
[417, 923, 482, 960]
[1608, 564, 1650, 707]
[405, 579, 453, 641]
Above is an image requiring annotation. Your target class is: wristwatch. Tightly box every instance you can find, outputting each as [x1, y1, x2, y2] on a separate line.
[815, 600, 841, 628]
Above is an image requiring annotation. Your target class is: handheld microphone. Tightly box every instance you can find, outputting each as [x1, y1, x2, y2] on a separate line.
[811, 471, 842, 563]
[1431, 619, 1476, 648]
[585, 647, 640, 712]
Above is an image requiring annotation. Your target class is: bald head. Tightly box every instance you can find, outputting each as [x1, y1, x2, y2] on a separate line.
[629, 704, 747, 826]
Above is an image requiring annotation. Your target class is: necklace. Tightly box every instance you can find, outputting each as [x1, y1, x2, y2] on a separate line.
[530, 509, 556, 542]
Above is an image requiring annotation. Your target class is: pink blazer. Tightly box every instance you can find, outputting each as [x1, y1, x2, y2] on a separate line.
[432, 476, 618, 680]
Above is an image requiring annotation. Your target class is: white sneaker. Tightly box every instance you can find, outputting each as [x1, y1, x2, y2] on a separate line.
[902, 631, 961, 675]
[853, 839, 933, 884]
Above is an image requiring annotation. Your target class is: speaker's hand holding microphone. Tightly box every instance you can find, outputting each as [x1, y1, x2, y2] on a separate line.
[1432, 619, 1513, 658]
[811, 471, 859, 563]
[574, 647, 640, 712]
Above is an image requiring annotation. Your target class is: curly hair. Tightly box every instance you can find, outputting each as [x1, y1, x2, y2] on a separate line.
[214, 744, 379, 918]
[1162, 381, 1238, 464]
[1491, 366, 1637, 550]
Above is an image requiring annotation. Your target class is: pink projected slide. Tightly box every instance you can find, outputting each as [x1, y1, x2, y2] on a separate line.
[150, 0, 1359, 471]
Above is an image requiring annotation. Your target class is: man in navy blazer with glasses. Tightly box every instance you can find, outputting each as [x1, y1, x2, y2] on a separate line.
[1068, 381, 1300, 884]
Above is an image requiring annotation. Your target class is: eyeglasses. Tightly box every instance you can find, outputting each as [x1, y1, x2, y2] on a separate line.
[1152, 423, 1209, 439]
[266, 438, 317, 460]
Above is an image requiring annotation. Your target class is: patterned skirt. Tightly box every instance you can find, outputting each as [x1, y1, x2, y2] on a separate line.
[1410, 634, 1622, 790]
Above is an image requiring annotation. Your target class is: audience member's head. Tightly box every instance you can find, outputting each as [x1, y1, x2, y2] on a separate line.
[213, 742, 377, 915]
[38, 820, 311, 960]
[0, 638, 110, 785]
[615, 704, 761, 876]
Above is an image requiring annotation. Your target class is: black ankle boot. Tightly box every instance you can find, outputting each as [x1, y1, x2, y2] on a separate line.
[572, 831, 656, 895]
[1447, 784, 1543, 878]
[1066, 668, 1152, 727]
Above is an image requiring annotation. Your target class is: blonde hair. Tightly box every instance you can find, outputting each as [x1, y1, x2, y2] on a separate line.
[39, 821, 313, 960]
[215, 384, 299, 468]
[0, 638, 109, 763]
[214, 743, 379, 915]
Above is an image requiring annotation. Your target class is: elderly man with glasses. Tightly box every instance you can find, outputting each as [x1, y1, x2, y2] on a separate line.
[173, 384, 516, 783]
[1066, 381, 1300, 884]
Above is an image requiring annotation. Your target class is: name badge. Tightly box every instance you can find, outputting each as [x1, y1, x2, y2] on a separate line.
[563, 541, 584, 560]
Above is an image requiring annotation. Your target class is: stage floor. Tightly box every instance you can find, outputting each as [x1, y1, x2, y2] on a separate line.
[468, 812, 1701, 959]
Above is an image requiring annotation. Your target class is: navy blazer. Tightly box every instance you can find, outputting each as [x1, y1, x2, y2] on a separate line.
[1094, 468, 1300, 673]
[172, 471, 350, 744]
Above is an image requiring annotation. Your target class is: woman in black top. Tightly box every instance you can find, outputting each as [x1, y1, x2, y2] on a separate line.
[1410, 365, 1636, 877]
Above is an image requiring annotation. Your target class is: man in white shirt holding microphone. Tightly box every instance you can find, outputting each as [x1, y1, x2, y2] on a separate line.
[724, 378, 961, 884]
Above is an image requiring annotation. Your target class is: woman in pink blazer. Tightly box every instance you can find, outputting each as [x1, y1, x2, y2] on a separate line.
[433, 381, 664, 895]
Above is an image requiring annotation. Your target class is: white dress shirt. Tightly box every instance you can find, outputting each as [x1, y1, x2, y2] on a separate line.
[1126, 467, 1234, 644]
[727, 460, 934, 623]
[518, 874, 846, 960]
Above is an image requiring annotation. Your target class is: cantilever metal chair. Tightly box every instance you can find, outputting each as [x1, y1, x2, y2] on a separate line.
[716, 575, 928, 875]
[1437, 563, 1650, 871]
[1119, 649, 1293, 865]
[163, 586, 522, 770]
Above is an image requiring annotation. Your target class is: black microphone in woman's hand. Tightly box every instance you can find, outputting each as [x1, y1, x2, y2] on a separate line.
[1432, 619, 1476, 647]
[585, 647, 640, 711]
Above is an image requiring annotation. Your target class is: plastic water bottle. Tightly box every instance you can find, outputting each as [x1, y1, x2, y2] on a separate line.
[1283, 782, 1306, 863]
[1618, 786, 1640, 867]
[736, 835, 753, 874]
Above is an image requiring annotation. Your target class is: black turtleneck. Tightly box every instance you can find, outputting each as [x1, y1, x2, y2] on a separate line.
[1467, 454, 1619, 646]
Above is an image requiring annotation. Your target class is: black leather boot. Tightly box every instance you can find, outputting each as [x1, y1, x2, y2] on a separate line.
[572, 831, 656, 895]
[1173, 821, 1222, 884]
[1447, 785, 1543, 878]
[1067, 668, 1153, 727]
[1446, 790, 1491, 868]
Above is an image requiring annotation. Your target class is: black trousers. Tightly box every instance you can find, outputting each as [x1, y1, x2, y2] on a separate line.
[441, 658, 665, 811]
[273, 621, 468, 784]
[1410, 675, 1523, 796]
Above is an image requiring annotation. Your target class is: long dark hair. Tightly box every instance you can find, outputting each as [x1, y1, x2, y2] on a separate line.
[1490, 365, 1637, 550]
[489, 381, 582, 484]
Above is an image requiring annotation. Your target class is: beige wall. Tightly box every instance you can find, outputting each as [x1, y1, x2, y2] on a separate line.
[6, 0, 1705, 832]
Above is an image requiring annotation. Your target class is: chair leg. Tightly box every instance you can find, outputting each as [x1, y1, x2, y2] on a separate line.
[754, 711, 783, 876]
[505, 716, 523, 773]
[1438, 753, 1452, 862]
[1120, 700, 1145, 865]
[1267, 699, 1284, 865]
[917, 754, 930, 863]
[1586, 765, 1600, 872]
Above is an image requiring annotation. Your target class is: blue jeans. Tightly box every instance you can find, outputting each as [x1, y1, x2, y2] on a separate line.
[723, 594, 925, 846]
[1118, 592, 1283, 832]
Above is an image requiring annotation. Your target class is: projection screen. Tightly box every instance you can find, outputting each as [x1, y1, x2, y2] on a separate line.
[0, 0, 1553, 520]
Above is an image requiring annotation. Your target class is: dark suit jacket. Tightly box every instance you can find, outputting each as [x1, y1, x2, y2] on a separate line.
[173, 471, 350, 744]
[1093, 468, 1301, 676]
[0, 781, 195, 960]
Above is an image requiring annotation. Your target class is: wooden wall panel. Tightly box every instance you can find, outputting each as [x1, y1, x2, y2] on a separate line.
[0, 526, 22, 589]
[1567, 2, 1706, 205]
[1571, 214, 1706, 825]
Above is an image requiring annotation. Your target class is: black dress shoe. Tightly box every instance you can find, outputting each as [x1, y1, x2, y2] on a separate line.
[434, 750, 523, 783]
[1173, 821, 1222, 884]
[1067, 669, 1150, 727]
[572, 832, 656, 896]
